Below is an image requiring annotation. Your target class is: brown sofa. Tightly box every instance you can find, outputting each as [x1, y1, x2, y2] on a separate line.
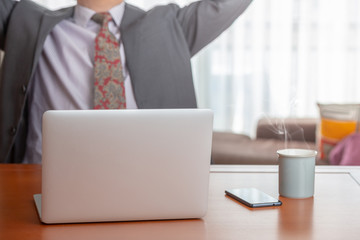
[212, 118, 328, 165]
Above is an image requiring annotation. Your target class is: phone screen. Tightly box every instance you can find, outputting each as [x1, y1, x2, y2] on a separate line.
[225, 188, 282, 208]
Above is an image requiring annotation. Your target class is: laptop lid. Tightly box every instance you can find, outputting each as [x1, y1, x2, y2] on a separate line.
[35, 109, 213, 224]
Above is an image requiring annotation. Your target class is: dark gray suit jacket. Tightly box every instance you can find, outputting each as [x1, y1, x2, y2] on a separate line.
[0, 0, 252, 163]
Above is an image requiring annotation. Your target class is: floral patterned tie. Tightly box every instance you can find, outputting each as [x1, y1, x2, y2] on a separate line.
[92, 12, 126, 109]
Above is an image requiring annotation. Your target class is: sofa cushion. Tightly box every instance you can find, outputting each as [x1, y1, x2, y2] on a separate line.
[256, 118, 317, 143]
[212, 132, 321, 165]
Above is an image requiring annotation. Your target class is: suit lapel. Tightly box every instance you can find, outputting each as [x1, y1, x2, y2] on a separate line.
[120, 3, 146, 108]
[5, 2, 74, 85]
[32, 7, 74, 78]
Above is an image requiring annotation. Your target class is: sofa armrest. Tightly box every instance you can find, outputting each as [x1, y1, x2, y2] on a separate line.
[256, 118, 317, 143]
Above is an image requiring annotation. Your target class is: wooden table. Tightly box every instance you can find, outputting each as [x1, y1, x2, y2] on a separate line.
[1, 164, 360, 240]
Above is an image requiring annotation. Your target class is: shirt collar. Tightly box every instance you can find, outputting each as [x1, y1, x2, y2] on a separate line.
[74, 2, 125, 28]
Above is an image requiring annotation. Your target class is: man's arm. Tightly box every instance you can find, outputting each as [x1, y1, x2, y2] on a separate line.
[0, 0, 16, 50]
[177, 0, 253, 56]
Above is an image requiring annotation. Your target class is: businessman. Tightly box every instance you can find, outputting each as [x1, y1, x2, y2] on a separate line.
[0, 0, 252, 163]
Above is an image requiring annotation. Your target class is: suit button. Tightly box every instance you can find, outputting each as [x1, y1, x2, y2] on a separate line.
[22, 85, 27, 94]
[10, 127, 17, 136]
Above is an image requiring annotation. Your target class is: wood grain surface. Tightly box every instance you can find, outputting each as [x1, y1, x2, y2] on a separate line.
[1, 164, 360, 240]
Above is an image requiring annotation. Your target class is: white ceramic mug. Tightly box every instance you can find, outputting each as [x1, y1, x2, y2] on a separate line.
[277, 149, 317, 199]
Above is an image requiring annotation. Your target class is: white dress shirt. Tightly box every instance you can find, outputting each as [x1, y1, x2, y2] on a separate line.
[24, 3, 137, 163]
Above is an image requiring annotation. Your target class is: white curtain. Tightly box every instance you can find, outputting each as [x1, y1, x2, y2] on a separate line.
[32, 0, 360, 137]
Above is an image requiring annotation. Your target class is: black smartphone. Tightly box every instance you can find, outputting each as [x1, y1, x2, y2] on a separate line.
[225, 188, 282, 208]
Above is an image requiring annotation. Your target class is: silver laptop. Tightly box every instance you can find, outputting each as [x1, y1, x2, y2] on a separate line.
[34, 109, 213, 224]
